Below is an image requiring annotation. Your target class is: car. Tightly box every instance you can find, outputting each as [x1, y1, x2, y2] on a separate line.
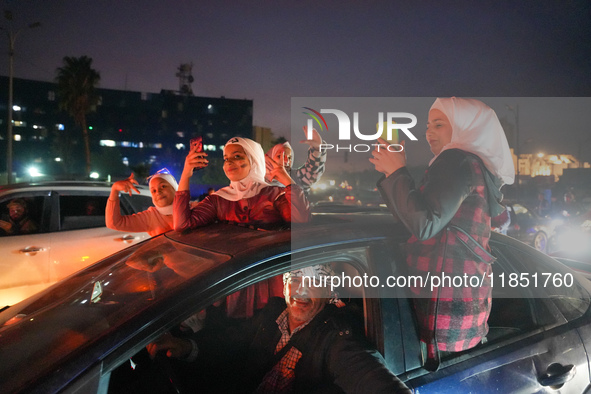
[1, 211, 590, 393]
[505, 202, 559, 253]
[0, 181, 153, 306]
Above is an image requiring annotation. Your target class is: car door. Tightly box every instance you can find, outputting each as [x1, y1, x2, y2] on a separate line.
[0, 192, 52, 306]
[48, 191, 151, 283]
[391, 239, 591, 393]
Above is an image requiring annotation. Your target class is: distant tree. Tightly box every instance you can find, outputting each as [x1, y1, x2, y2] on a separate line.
[55, 56, 101, 177]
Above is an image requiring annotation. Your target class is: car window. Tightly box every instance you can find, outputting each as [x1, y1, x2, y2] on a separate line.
[59, 195, 108, 231]
[0, 195, 46, 236]
[494, 243, 590, 321]
[106, 260, 367, 394]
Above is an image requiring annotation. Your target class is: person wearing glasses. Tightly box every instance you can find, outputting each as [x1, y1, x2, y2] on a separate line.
[106, 168, 178, 236]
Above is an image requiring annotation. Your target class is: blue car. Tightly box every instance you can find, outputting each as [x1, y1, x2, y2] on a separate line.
[1, 210, 590, 393]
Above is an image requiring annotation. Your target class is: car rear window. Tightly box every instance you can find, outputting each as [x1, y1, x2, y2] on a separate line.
[59, 195, 108, 230]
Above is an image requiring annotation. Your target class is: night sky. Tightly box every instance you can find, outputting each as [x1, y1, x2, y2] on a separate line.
[1, 0, 590, 172]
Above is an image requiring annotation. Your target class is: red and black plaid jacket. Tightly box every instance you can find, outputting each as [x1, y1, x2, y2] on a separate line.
[378, 149, 504, 365]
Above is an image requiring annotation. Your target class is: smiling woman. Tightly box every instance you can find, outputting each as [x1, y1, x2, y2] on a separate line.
[106, 168, 179, 237]
[173, 136, 311, 232]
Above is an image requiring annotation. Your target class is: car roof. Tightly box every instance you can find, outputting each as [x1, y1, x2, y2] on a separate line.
[0, 181, 151, 196]
[166, 212, 410, 257]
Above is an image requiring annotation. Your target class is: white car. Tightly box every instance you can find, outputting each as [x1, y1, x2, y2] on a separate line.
[0, 181, 153, 306]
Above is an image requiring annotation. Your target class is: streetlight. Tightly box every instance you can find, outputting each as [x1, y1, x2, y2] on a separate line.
[1, 11, 40, 184]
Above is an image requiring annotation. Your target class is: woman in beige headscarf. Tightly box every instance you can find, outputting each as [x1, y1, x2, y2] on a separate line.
[370, 97, 514, 370]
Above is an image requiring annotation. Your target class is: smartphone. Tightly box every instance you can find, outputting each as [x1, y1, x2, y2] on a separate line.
[190, 136, 203, 153]
[377, 121, 399, 143]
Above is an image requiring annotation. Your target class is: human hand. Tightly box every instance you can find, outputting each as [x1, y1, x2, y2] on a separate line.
[265, 152, 294, 186]
[300, 125, 322, 151]
[182, 151, 209, 178]
[146, 332, 192, 359]
[369, 138, 407, 177]
[112, 173, 140, 196]
[0, 220, 12, 233]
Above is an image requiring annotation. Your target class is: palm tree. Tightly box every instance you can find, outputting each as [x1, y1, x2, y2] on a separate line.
[55, 56, 100, 177]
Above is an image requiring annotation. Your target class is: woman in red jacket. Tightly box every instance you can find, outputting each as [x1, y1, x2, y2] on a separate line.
[370, 97, 515, 370]
[174, 136, 310, 232]
[174, 136, 311, 319]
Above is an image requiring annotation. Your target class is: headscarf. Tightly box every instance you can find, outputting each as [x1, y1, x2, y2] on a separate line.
[283, 264, 343, 306]
[268, 141, 293, 164]
[148, 170, 178, 216]
[214, 137, 270, 201]
[429, 97, 515, 185]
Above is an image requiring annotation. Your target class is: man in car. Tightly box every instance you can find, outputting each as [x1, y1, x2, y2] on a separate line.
[0, 198, 39, 236]
[147, 264, 411, 393]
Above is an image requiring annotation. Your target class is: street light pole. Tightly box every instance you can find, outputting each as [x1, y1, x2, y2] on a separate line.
[2, 16, 40, 184]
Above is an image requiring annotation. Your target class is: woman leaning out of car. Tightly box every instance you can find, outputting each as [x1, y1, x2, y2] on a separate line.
[106, 168, 178, 237]
[174, 136, 311, 319]
[370, 97, 515, 370]
[174, 136, 310, 231]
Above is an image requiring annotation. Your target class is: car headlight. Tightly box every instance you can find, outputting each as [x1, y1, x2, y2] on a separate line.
[557, 230, 589, 254]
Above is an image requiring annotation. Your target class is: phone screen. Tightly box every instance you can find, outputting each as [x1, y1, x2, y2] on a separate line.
[190, 137, 203, 153]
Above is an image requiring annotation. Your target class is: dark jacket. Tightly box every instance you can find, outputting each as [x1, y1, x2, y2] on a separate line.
[194, 298, 411, 394]
[378, 149, 504, 365]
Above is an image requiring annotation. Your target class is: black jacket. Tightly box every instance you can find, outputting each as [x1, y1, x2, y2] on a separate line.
[193, 298, 411, 394]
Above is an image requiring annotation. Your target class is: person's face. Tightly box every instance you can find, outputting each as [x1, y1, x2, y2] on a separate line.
[426, 109, 453, 156]
[150, 178, 175, 207]
[273, 146, 293, 171]
[8, 204, 25, 221]
[223, 144, 251, 182]
[284, 276, 330, 330]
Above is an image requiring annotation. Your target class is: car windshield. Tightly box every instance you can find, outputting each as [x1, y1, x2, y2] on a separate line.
[0, 236, 230, 388]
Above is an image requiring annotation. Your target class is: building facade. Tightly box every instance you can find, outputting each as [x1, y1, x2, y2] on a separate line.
[0, 76, 253, 182]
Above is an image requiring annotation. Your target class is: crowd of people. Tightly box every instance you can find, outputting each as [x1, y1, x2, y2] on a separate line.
[3, 98, 527, 391]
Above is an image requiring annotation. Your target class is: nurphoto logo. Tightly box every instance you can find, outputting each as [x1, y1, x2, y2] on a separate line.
[302, 107, 418, 153]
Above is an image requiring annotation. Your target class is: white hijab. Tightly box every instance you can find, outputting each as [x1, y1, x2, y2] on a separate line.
[214, 137, 270, 201]
[148, 172, 178, 216]
[429, 97, 515, 185]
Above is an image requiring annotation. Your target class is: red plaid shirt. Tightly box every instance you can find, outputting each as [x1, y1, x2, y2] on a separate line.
[255, 309, 310, 393]
[378, 149, 499, 361]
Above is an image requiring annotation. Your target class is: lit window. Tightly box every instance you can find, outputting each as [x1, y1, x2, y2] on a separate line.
[57, 124, 65, 131]
[122, 157, 129, 166]
[14, 134, 21, 141]
[175, 143, 186, 150]
[100, 140, 116, 147]
[48, 91, 55, 101]
[12, 105, 21, 112]
[13, 121, 26, 127]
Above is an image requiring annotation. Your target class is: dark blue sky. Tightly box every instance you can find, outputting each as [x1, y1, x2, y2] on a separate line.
[1, 0, 590, 169]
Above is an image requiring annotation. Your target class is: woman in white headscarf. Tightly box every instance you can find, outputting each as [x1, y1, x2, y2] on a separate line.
[174, 136, 310, 232]
[106, 169, 179, 237]
[370, 97, 514, 370]
[175, 137, 311, 319]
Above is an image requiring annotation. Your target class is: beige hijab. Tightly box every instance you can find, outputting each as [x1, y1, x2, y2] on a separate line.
[429, 97, 515, 185]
